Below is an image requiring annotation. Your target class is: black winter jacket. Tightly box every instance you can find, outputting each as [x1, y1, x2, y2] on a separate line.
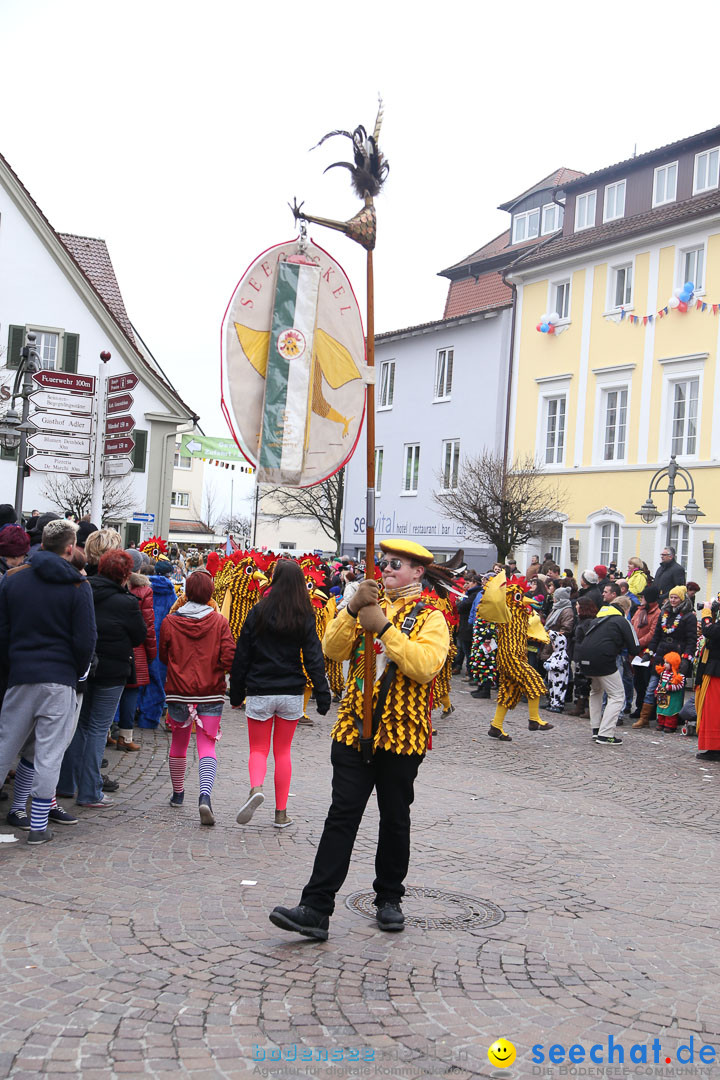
[90, 575, 147, 685]
[457, 585, 482, 642]
[229, 606, 331, 709]
[647, 600, 697, 667]
[653, 559, 686, 601]
[574, 606, 641, 677]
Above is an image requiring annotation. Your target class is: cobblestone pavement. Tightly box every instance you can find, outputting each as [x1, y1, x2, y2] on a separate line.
[2, 676, 720, 1080]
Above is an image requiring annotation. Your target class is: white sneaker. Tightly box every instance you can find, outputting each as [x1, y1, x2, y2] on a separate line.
[236, 791, 264, 824]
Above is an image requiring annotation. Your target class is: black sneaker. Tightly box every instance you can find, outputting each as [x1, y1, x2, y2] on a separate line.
[27, 828, 54, 845]
[592, 728, 599, 738]
[198, 794, 215, 826]
[595, 735, 623, 745]
[102, 776, 119, 793]
[471, 685, 491, 699]
[101, 758, 109, 768]
[170, 791, 185, 807]
[269, 904, 329, 941]
[48, 806, 78, 825]
[376, 902, 405, 932]
[6, 810, 31, 830]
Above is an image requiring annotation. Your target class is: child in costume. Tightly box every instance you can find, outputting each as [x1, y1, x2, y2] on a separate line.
[477, 573, 553, 742]
[654, 651, 685, 732]
[544, 630, 569, 711]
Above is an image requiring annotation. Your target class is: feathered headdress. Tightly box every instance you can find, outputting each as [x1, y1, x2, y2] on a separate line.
[313, 98, 389, 199]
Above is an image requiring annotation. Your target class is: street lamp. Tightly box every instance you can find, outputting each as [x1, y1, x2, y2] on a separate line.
[0, 331, 39, 518]
[634, 455, 705, 547]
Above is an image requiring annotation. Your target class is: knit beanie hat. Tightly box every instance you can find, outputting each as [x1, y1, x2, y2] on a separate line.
[582, 569, 599, 585]
[669, 585, 687, 600]
[594, 564, 608, 579]
[0, 525, 30, 557]
[642, 585, 659, 605]
[77, 520, 99, 547]
[155, 558, 173, 576]
[0, 505, 17, 528]
[124, 548, 145, 572]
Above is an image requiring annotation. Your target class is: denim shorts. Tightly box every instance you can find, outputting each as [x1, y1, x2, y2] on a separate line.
[166, 700, 224, 724]
[245, 694, 305, 721]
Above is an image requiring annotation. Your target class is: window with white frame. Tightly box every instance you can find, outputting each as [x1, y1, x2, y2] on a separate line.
[170, 491, 190, 508]
[174, 442, 192, 469]
[374, 447, 383, 495]
[378, 360, 395, 409]
[574, 190, 597, 231]
[694, 147, 720, 194]
[441, 439, 460, 491]
[669, 522, 690, 571]
[611, 264, 633, 309]
[603, 180, 626, 222]
[434, 348, 453, 400]
[512, 208, 540, 244]
[602, 387, 628, 461]
[670, 377, 699, 456]
[35, 331, 60, 370]
[653, 162, 678, 207]
[403, 443, 420, 493]
[600, 522, 620, 566]
[680, 245, 705, 291]
[553, 280, 571, 320]
[541, 203, 563, 235]
[544, 396, 566, 465]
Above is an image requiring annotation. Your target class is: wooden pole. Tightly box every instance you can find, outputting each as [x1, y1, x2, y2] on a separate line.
[362, 248, 376, 757]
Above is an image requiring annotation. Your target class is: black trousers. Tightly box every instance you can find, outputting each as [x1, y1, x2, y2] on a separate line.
[300, 740, 423, 916]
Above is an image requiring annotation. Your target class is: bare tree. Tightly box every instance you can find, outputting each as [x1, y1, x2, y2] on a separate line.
[217, 512, 252, 542]
[40, 474, 136, 524]
[433, 451, 566, 563]
[263, 468, 345, 552]
[197, 478, 219, 532]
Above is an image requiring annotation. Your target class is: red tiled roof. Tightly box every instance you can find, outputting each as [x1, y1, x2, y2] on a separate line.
[169, 518, 212, 534]
[498, 167, 586, 210]
[443, 272, 512, 319]
[516, 187, 720, 271]
[561, 123, 720, 192]
[59, 234, 136, 346]
[439, 229, 549, 277]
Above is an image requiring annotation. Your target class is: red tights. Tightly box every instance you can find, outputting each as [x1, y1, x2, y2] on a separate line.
[246, 715, 298, 812]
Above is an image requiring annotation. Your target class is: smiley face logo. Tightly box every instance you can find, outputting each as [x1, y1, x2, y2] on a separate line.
[488, 1039, 516, 1068]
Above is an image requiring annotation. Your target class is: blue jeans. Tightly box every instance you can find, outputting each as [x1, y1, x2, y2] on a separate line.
[643, 672, 660, 705]
[116, 687, 139, 732]
[58, 683, 124, 803]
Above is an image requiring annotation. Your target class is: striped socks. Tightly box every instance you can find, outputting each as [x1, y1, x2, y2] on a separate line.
[169, 756, 186, 794]
[11, 758, 34, 814]
[30, 797, 52, 833]
[198, 757, 217, 797]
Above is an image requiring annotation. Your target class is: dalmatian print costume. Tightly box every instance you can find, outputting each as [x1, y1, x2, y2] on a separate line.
[543, 629, 569, 709]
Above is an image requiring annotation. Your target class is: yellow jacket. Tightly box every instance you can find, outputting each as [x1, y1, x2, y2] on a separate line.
[627, 569, 649, 596]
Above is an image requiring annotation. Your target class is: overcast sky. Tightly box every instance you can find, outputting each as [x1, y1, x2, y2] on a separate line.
[3, 0, 718, 440]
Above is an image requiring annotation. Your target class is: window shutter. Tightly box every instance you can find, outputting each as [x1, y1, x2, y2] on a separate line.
[132, 429, 148, 472]
[62, 332, 79, 372]
[6, 325, 25, 369]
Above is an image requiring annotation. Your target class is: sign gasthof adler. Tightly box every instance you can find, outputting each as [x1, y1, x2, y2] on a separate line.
[29, 411, 93, 435]
[32, 370, 96, 395]
[221, 238, 366, 487]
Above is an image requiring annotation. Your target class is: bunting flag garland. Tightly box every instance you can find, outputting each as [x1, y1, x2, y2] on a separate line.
[617, 300, 720, 326]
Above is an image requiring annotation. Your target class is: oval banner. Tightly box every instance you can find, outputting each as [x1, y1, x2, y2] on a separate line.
[221, 237, 366, 487]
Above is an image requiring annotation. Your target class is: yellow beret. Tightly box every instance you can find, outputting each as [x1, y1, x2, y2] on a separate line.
[379, 539, 434, 566]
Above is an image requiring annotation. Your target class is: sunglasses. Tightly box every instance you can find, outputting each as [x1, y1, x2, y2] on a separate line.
[378, 557, 404, 571]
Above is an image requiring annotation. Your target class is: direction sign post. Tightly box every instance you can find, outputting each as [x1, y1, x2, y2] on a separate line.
[106, 393, 134, 415]
[27, 453, 90, 476]
[107, 372, 139, 395]
[29, 411, 93, 435]
[32, 370, 96, 395]
[104, 436, 135, 457]
[27, 433, 91, 456]
[105, 414, 136, 435]
[103, 456, 133, 477]
[30, 390, 93, 415]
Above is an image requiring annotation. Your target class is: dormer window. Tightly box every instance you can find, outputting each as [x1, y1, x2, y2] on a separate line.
[512, 208, 540, 244]
[574, 190, 597, 231]
[653, 162, 678, 207]
[693, 147, 720, 194]
[541, 203, 563, 234]
[603, 180, 626, 223]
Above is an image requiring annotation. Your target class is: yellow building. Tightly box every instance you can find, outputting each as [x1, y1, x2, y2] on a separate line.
[507, 123, 720, 592]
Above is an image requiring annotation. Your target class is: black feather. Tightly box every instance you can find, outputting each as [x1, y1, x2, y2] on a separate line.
[313, 122, 389, 198]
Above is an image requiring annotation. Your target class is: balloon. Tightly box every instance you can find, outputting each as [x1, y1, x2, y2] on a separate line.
[540, 323, 549, 333]
[684, 281, 694, 292]
[540, 313, 549, 324]
[547, 324, 556, 334]
[673, 287, 684, 299]
[680, 290, 691, 303]
[536, 323, 543, 332]
[678, 301, 688, 313]
[668, 296, 680, 309]
[549, 312, 560, 325]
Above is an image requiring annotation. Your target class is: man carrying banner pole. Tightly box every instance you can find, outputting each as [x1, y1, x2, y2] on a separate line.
[269, 103, 450, 940]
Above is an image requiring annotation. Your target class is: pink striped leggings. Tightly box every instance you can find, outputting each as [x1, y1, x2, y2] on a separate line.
[246, 715, 298, 812]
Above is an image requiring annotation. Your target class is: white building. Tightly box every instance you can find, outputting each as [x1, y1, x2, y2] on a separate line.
[0, 151, 197, 542]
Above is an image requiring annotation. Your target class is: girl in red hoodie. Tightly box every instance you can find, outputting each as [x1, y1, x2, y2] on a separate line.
[159, 570, 236, 825]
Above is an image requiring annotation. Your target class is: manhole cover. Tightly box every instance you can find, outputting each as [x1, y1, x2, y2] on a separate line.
[345, 887, 505, 930]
